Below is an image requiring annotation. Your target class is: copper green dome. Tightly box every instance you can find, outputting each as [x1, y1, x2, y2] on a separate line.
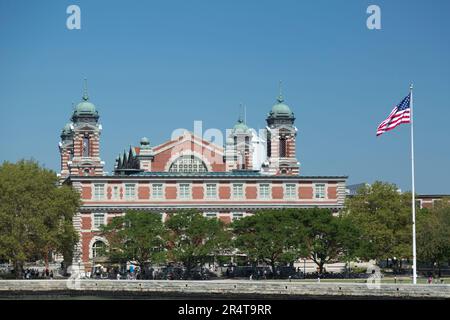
[73, 95, 97, 116]
[140, 137, 150, 145]
[233, 119, 249, 132]
[61, 122, 73, 139]
[269, 95, 293, 118]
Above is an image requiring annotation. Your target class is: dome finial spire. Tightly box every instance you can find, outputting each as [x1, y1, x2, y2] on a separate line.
[277, 80, 284, 103]
[238, 103, 244, 123]
[82, 78, 89, 101]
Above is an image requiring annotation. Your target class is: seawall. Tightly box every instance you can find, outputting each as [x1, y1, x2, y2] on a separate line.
[0, 280, 449, 299]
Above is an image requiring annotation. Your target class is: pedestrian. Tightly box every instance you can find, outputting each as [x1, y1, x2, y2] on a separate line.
[49, 270, 54, 279]
[116, 273, 121, 280]
[428, 275, 433, 284]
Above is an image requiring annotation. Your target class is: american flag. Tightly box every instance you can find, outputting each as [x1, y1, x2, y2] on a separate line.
[376, 94, 411, 136]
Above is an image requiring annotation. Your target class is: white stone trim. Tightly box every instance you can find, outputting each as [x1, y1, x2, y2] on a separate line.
[177, 182, 192, 200]
[151, 182, 165, 200]
[91, 212, 107, 231]
[231, 182, 246, 200]
[313, 182, 328, 201]
[283, 182, 298, 200]
[88, 236, 109, 259]
[257, 183, 272, 200]
[205, 183, 218, 200]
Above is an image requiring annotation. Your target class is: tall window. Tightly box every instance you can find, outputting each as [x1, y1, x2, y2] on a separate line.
[93, 213, 105, 229]
[244, 136, 250, 169]
[232, 212, 244, 220]
[314, 183, 326, 199]
[279, 137, 287, 157]
[179, 183, 191, 199]
[232, 183, 244, 199]
[259, 184, 271, 199]
[205, 184, 217, 199]
[204, 212, 218, 218]
[169, 156, 207, 173]
[93, 184, 105, 200]
[112, 186, 120, 200]
[125, 184, 136, 200]
[152, 184, 164, 199]
[82, 136, 90, 157]
[92, 240, 106, 258]
[285, 184, 297, 199]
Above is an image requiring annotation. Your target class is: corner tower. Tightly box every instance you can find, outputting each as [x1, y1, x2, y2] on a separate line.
[265, 87, 299, 175]
[226, 111, 254, 171]
[60, 80, 104, 177]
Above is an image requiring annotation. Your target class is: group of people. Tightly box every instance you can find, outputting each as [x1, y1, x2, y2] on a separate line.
[23, 268, 54, 279]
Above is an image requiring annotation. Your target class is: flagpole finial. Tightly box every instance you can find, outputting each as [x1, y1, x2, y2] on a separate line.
[410, 83, 414, 90]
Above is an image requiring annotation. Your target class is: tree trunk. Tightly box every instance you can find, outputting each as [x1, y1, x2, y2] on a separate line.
[318, 261, 325, 274]
[185, 262, 192, 280]
[62, 250, 73, 276]
[14, 260, 23, 279]
[44, 251, 49, 270]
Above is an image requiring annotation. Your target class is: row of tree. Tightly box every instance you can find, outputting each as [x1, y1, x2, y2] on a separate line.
[100, 182, 450, 277]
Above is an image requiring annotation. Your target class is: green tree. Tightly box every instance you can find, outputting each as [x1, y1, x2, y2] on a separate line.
[343, 181, 412, 271]
[232, 209, 307, 274]
[165, 210, 230, 278]
[417, 198, 450, 277]
[292, 208, 358, 274]
[0, 160, 80, 278]
[100, 211, 166, 275]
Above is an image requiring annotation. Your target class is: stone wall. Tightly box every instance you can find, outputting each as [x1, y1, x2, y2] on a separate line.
[0, 280, 449, 299]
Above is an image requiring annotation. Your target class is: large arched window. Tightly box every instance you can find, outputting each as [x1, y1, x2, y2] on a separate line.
[92, 240, 106, 258]
[169, 155, 207, 173]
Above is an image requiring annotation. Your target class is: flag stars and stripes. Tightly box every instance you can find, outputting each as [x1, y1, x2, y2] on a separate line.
[376, 94, 411, 136]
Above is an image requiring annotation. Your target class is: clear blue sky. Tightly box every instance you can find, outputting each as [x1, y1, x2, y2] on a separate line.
[0, 0, 449, 194]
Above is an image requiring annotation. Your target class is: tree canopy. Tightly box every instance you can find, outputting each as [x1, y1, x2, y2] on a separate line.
[0, 160, 80, 278]
[343, 181, 412, 265]
[100, 211, 166, 271]
[291, 208, 360, 273]
[165, 210, 230, 277]
[232, 209, 307, 272]
[417, 198, 450, 276]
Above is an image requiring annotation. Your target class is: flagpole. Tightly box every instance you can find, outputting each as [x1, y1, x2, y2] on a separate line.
[410, 83, 417, 284]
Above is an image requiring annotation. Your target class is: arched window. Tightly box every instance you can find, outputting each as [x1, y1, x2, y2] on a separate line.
[82, 136, 90, 157]
[279, 137, 287, 157]
[169, 155, 207, 173]
[92, 240, 106, 258]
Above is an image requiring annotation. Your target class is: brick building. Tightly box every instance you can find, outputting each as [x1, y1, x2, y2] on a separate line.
[59, 85, 347, 272]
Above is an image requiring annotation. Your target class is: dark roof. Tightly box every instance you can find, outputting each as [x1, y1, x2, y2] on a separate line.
[65, 171, 348, 181]
[416, 194, 450, 199]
